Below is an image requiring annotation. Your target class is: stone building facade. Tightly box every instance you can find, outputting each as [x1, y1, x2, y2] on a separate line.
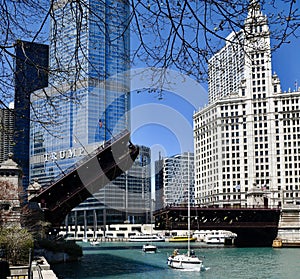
[0, 154, 22, 227]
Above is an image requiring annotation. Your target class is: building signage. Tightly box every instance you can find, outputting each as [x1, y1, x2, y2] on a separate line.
[44, 147, 86, 162]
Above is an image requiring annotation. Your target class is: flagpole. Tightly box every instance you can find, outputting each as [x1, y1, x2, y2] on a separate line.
[99, 118, 117, 141]
[73, 134, 90, 157]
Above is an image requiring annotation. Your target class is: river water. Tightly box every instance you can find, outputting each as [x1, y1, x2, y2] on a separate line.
[52, 242, 300, 279]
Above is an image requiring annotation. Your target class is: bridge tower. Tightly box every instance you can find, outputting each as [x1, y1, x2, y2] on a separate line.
[0, 153, 22, 227]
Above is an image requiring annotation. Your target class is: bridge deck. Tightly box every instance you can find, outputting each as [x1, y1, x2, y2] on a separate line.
[154, 206, 281, 247]
[30, 130, 139, 226]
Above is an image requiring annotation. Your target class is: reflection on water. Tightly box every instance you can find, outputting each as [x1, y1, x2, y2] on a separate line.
[52, 242, 300, 279]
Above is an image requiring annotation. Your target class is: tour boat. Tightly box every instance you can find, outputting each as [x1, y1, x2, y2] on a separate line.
[168, 235, 197, 242]
[128, 234, 165, 242]
[204, 230, 237, 244]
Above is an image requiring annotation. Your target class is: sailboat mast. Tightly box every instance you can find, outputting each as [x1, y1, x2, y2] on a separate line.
[187, 152, 190, 256]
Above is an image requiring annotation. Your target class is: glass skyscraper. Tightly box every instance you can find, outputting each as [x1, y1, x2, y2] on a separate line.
[14, 40, 49, 191]
[30, 1, 137, 225]
[31, 0, 130, 178]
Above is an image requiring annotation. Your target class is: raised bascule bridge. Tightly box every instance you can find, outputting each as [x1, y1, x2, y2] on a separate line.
[154, 206, 281, 247]
[30, 130, 139, 227]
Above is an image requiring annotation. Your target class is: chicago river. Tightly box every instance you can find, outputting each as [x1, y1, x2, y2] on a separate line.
[51, 242, 300, 279]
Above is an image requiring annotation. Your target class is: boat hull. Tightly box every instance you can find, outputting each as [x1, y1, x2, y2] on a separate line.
[129, 236, 165, 242]
[168, 237, 197, 243]
[142, 244, 157, 253]
[167, 254, 202, 271]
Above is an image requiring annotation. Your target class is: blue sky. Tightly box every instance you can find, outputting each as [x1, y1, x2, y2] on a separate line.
[272, 35, 300, 92]
[130, 69, 208, 161]
[130, 3, 300, 162]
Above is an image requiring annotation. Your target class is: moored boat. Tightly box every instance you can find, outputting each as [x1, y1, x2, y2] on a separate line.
[90, 240, 100, 246]
[129, 234, 165, 242]
[168, 235, 197, 242]
[203, 230, 237, 245]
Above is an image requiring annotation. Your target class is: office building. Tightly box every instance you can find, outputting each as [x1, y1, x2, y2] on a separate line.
[194, 1, 300, 208]
[155, 152, 195, 209]
[0, 103, 14, 163]
[30, 1, 150, 225]
[31, 0, 130, 181]
[14, 40, 49, 191]
[154, 152, 164, 211]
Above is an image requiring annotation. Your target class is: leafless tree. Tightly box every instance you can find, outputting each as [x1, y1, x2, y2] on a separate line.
[0, 225, 34, 265]
[130, 0, 299, 81]
[0, 0, 299, 120]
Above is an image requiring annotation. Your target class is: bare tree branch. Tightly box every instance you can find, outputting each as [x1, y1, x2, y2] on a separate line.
[0, 0, 298, 127]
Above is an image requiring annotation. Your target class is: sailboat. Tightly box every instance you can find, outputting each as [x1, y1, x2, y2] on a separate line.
[167, 153, 203, 271]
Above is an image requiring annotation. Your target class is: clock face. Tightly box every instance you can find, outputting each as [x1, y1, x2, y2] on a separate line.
[255, 39, 265, 50]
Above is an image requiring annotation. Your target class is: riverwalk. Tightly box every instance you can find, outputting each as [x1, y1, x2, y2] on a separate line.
[9, 257, 57, 279]
[31, 257, 57, 279]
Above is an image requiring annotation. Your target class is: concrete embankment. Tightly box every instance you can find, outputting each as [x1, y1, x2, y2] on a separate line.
[9, 257, 58, 279]
[31, 257, 58, 279]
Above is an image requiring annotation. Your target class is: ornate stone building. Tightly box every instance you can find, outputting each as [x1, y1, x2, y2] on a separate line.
[194, 1, 300, 208]
[0, 153, 22, 227]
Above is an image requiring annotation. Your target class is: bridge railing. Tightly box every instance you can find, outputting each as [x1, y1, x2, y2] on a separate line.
[154, 204, 281, 213]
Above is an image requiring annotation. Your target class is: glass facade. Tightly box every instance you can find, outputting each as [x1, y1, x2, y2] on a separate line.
[155, 152, 195, 209]
[14, 40, 49, 191]
[30, 0, 149, 226]
[31, 0, 130, 181]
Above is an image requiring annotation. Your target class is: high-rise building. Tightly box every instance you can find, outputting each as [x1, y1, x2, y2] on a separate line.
[31, 0, 130, 180]
[208, 30, 245, 104]
[14, 40, 49, 191]
[194, 1, 300, 208]
[30, 1, 149, 225]
[155, 152, 164, 211]
[155, 152, 195, 209]
[0, 103, 14, 163]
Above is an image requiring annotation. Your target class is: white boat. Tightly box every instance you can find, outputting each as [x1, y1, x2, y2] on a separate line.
[167, 249, 203, 271]
[204, 230, 237, 244]
[90, 240, 100, 246]
[167, 152, 203, 271]
[142, 243, 157, 253]
[129, 234, 165, 242]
